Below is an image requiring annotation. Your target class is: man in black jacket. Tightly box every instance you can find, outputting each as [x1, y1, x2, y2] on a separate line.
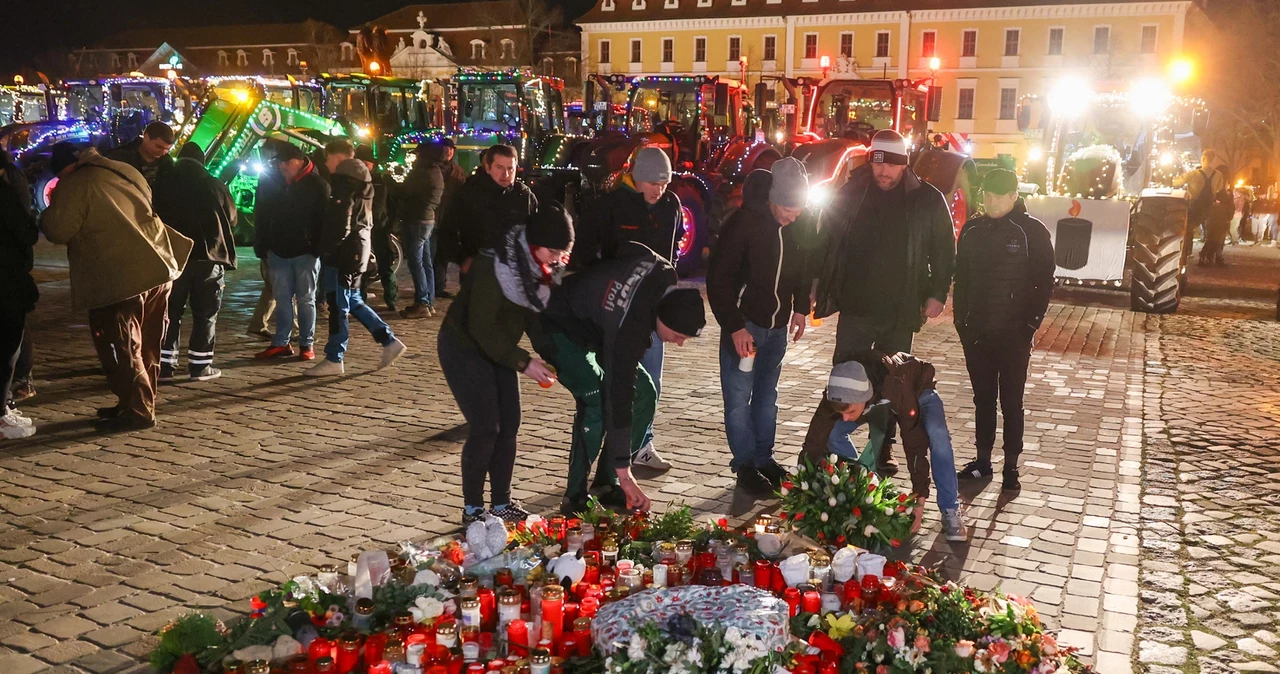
[432, 138, 467, 299]
[397, 142, 445, 319]
[535, 242, 706, 515]
[954, 170, 1055, 491]
[811, 130, 955, 471]
[254, 143, 330, 361]
[571, 146, 685, 472]
[356, 145, 398, 312]
[105, 122, 174, 187]
[707, 158, 811, 496]
[438, 144, 537, 274]
[307, 141, 407, 377]
[1, 167, 38, 438]
[153, 146, 237, 382]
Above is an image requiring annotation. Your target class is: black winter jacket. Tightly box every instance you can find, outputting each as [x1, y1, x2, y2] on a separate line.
[540, 242, 677, 466]
[153, 157, 238, 269]
[438, 171, 537, 264]
[104, 137, 174, 187]
[395, 145, 445, 224]
[319, 159, 374, 287]
[0, 176, 39, 315]
[571, 178, 682, 270]
[953, 200, 1055, 343]
[254, 161, 331, 259]
[707, 170, 810, 333]
[814, 164, 955, 332]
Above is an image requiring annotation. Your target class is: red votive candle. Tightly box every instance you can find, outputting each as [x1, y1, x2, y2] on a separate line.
[783, 587, 801, 616]
[309, 637, 333, 662]
[507, 620, 529, 656]
[802, 590, 821, 614]
[368, 663, 392, 674]
[754, 560, 772, 589]
[478, 587, 497, 630]
[364, 633, 388, 664]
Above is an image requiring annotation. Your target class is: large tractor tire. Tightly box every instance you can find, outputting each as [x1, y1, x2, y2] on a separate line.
[1129, 195, 1188, 314]
[671, 179, 709, 277]
[913, 150, 978, 238]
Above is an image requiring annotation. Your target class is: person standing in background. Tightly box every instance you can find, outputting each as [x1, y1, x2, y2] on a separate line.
[397, 143, 445, 319]
[433, 138, 467, 299]
[357, 144, 399, 312]
[0, 157, 39, 438]
[105, 121, 175, 187]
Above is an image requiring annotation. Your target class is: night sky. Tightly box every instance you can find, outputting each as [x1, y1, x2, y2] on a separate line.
[1, 0, 594, 74]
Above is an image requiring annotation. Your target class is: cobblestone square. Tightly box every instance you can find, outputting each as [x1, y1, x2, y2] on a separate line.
[2, 244, 1278, 673]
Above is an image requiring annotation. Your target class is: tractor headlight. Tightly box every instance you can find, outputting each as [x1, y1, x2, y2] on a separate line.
[808, 183, 832, 208]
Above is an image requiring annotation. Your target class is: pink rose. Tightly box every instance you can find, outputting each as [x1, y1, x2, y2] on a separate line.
[1041, 635, 1059, 656]
[954, 640, 975, 658]
[988, 640, 1012, 664]
[886, 627, 906, 650]
[914, 635, 931, 652]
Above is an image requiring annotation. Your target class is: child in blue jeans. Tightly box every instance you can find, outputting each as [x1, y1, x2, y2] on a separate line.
[801, 351, 967, 542]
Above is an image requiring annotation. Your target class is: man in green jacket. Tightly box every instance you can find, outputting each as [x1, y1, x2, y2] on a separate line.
[811, 130, 955, 471]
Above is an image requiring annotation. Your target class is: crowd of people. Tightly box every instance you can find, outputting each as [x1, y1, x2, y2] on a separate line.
[2, 125, 1068, 546]
[1177, 149, 1280, 267]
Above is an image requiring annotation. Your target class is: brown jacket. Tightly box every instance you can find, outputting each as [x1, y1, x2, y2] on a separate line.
[803, 352, 937, 499]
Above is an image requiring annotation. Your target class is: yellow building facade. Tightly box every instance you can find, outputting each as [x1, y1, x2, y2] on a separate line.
[577, 0, 1201, 163]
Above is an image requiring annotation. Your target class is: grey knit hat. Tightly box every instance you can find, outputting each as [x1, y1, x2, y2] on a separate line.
[768, 157, 809, 209]
[631, 147, 672, 183]
[827, 360, 873, 406]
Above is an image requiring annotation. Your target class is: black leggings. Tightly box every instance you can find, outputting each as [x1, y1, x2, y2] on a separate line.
[438, 327, 522, 509]
[1, 311, 25, 410]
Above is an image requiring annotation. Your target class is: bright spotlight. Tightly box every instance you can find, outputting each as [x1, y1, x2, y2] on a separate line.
[1028, 146, 1045, 162]
[808, 183, 832, 207]
[1160, 152, 1174, 167]
[1169, 58, 1194, 85]
[1131, 78, 1172, 118]
[929, 56, 941, 71]
[1049, 76, 1091, 118]
[774, 130, 784, 144]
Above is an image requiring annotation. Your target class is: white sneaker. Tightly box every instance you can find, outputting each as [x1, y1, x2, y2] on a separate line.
[379, 338, 407, 369]
[1, 414, 36, 439]
[942, 509, 969, 542]
[633, 442, 673, 471]
[304, 359, 345, 377]
[5, 408, 32, 427]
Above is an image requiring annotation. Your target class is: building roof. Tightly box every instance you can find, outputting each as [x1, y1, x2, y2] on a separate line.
[578, 0, 1187, 24]
[91, 22, 340, 51]
[358, 1, 531, 31]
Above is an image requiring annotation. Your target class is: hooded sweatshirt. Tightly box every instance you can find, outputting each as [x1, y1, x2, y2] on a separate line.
[570, 173, 683, 270]
[153, 157, 238, 268]
[319, 158, 374, 287]
[706, 169, 811, 334]
[395, 144, 445, 224]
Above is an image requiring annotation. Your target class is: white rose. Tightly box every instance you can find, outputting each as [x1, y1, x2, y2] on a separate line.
[801, 482, 809, 491]
[820, 512, 829, 522]
[884, 506, 893, 516]
[829, 454, 839, 464]
[864, 525, 878, 536]
[409, 596, 444, 622]
[865, 495, 874, 504]
[831, 474, 840, 485]
[780, 487, 790, 496]
[828, 497, 837, 507]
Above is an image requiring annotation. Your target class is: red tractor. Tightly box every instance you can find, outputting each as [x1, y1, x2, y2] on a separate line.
[767, 75, 978, 236]
[575, 74, 781, 274]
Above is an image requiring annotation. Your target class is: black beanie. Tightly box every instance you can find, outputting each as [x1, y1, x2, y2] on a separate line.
[527, 201, 575, 250]
[49, 142, 81, 176]
[657, 287, 706, 337]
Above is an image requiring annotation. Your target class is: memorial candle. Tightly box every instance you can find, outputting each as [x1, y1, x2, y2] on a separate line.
[783, 588, 801, 616]
[506, 620, 529, 657]
[308, 637, 334, 662]
[335, 632, 361, 674]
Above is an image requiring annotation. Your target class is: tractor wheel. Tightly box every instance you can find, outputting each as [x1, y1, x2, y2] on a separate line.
[671, 183, 707, 277]
[1129, 195, 1188, 314]
[33, 171, 57, 212]
[913, 150, 976, 238]
[947, 167, 973, 239]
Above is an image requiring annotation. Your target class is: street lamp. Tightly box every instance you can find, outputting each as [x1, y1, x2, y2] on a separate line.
[1168, 57, 1194, 86]
[819, 55, 830, 79]
[929, 56, 941, 72]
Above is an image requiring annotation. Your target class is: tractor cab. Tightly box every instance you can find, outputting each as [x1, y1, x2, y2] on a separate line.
[66, 76, 181, 146]
[804, 78, 928, 147]
[0, 84, 64, 127]
[448, 71, 568, 176]
[613, 74, 749, 172]
[321, 73, 440, 164]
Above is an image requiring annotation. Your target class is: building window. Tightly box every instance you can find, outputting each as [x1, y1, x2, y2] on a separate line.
[764, 35, 776, 62]
[728, 36, 741, 62]
[287, 48, 299, 66]
[1141, 25, 1158, 54]
[1093, 26, 1110, 54]
[697, 0, 710, 6]
[236, 50, 248, 67]
[599, 40, 611, 65]
[804, 34, 818, 60]
[127, 52, 138, 68]
[840, 33, 853, 58]
[921, 31, 936, 58]
[662, 38, 674, 63]
[501, 39, 515, 59]
[110, 53, 121, 68]
[1048, 28, 1064, 56]
[263, 49, 275, 68]
[957, 88, 975, 119]
[566, 56, 578, 74]
[1004, 29, 1020, 57]
[999, 87, 1017, 120]
[694, 37, 706, 63]
[664, 0, 678, 7]
[632, 0, 645, 9]
[630, 38, 642, 64]
[875, 32, 890, 58]
[962, 30, 977, 57]
[542, 57, 554, 74]
[602, 0, 615, 9]
[217, 50, 229, 67]
[341, 43, 354, 62]
[471, 40, 485, 59]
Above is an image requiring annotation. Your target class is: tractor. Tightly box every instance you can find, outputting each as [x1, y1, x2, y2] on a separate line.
[575, 73, 780, 274]
[1016, 75, 1208, 314]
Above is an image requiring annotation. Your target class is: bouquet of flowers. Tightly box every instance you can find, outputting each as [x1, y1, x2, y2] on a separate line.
[604, 613, 804, 674]
[777, 455, 918, 551]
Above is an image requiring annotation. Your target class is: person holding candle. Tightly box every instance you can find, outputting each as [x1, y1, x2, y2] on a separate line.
[802, 351, 968, 542]
[439, 203, 574, 525]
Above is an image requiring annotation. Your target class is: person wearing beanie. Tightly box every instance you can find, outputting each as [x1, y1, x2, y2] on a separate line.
[533, 241, 705, 515]
[305, 141, 407, 377]
[152, 142, 238, 383]
[432, 138, 468, 299]
[953, 169, 1054, 492]
[41, 145, 194, 432]
[440, 202, 572, 525]
[395, 141, 447, 319]
[706, 158, 813, 496]
[569, 144, 686, 472]
[811, 128, 955, 474]
[802, 350, 968, 542]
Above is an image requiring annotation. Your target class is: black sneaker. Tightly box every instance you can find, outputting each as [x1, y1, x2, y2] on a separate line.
[189, 366, 222, 382]
[436, 290, 455, 300]
[158, 364, 176, 382]
[736, 466, 774, 496]
[957, 460, 994, 481]
[462, 508, 486, 526]
[757, 459, 787, 491]
[561, 496, 589, 517]
[95, 414, 156, 433]
[1002, 470, 1022, 492]
[490, 502, 532, 523]
[594, 485, 629, 511]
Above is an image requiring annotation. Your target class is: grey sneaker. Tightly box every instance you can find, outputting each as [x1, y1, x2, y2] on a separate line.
[633, 442, 672, 471]
[942, 509, 968, 542]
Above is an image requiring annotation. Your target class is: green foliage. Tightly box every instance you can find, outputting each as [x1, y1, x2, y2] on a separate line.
[150, 613, 224, 673]
[195, 610, 292, 669]
[776, 455, 917, 552]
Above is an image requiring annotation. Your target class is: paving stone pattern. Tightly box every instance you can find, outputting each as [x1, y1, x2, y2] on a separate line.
[0, 248, 1276, 673]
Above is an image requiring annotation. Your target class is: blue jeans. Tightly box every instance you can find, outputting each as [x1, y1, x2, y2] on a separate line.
[403, 220, 435, 306]
[320, 266, 394, 363]
[268, 252, 319, 348]
[719, 322, 788, 471]
[828, 389, 959, 512]
[638, 334, 663, 448]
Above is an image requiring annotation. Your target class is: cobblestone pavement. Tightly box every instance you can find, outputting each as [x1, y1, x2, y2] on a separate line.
[0, 243, 1277, 673]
